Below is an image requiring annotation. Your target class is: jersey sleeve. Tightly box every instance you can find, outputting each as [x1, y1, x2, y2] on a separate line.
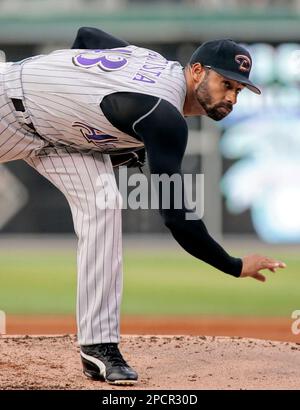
[100, 92, 243, 277]
[71, 27, 129, 49]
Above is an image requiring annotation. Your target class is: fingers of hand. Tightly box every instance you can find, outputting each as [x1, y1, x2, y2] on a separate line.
[253, 272, 266, 282]
[278, 262, 287, 268]
[260, 260, 286, 270]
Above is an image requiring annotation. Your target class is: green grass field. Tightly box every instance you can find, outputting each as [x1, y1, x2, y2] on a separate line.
[0, 248, 299, 317]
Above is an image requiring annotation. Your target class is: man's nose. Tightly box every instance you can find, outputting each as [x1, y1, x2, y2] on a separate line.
[225, 91, 237, 105]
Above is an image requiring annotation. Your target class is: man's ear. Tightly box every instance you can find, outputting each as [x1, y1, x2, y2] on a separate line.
[190, 63, 207, 84]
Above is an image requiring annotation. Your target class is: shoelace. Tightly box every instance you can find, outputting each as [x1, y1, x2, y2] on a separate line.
[93, 344, 129, 367]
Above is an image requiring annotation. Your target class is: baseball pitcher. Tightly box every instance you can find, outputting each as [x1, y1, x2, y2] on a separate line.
[0, 27, 286, 385]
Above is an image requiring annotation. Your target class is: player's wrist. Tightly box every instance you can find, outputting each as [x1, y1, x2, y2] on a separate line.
[226, 257, 243, 278]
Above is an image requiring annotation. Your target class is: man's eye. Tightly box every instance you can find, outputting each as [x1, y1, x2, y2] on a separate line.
[224, 81, 231, 89]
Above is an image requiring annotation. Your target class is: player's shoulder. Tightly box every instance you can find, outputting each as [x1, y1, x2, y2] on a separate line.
[130, 45, 169, 61]
[155, 98, 188, 131]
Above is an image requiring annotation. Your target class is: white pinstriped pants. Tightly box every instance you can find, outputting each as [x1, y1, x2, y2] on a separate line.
[0, 71, 123, 345]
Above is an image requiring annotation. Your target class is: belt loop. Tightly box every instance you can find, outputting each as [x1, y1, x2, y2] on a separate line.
[11, 98, 33, 126]
[11, 98, 26, 112]
[11, 97, 40, 135]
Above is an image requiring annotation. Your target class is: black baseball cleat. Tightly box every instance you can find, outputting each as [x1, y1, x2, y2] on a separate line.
[80, 343, 138, 386]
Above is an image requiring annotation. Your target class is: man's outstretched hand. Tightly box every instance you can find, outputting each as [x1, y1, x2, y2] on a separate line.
[240, 254, 286, 282]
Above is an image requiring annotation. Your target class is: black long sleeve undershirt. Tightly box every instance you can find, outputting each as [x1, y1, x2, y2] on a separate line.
[101, 92, 242, 277]
[71, 27, 129, 50]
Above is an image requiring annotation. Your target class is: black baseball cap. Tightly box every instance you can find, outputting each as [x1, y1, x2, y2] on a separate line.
[189, 39, 261, 95]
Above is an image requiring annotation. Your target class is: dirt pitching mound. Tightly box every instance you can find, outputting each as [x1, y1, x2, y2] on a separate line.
[0, 335, 299, 390]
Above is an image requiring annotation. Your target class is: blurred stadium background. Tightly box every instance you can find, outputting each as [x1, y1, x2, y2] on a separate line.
[0, 0, 299, 342]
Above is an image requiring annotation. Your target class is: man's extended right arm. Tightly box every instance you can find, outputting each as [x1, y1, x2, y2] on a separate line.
[101, 92, 286, 280]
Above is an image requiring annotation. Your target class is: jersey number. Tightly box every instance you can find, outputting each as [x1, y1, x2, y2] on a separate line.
[72, 48, 132, 71]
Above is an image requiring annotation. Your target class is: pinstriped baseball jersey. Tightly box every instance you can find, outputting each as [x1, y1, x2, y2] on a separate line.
[4, 46, 187, 153]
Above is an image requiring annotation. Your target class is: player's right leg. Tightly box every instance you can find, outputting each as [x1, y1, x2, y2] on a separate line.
[24, 147, 138, 385]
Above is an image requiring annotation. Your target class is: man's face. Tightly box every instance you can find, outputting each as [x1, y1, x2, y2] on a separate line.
[193, 65, 244, 121]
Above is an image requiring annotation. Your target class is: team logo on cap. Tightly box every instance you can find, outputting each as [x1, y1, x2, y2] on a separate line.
[235, 54, 251, 72]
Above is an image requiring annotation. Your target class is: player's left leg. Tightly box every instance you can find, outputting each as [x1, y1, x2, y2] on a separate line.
[25, 147, 137, 385]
